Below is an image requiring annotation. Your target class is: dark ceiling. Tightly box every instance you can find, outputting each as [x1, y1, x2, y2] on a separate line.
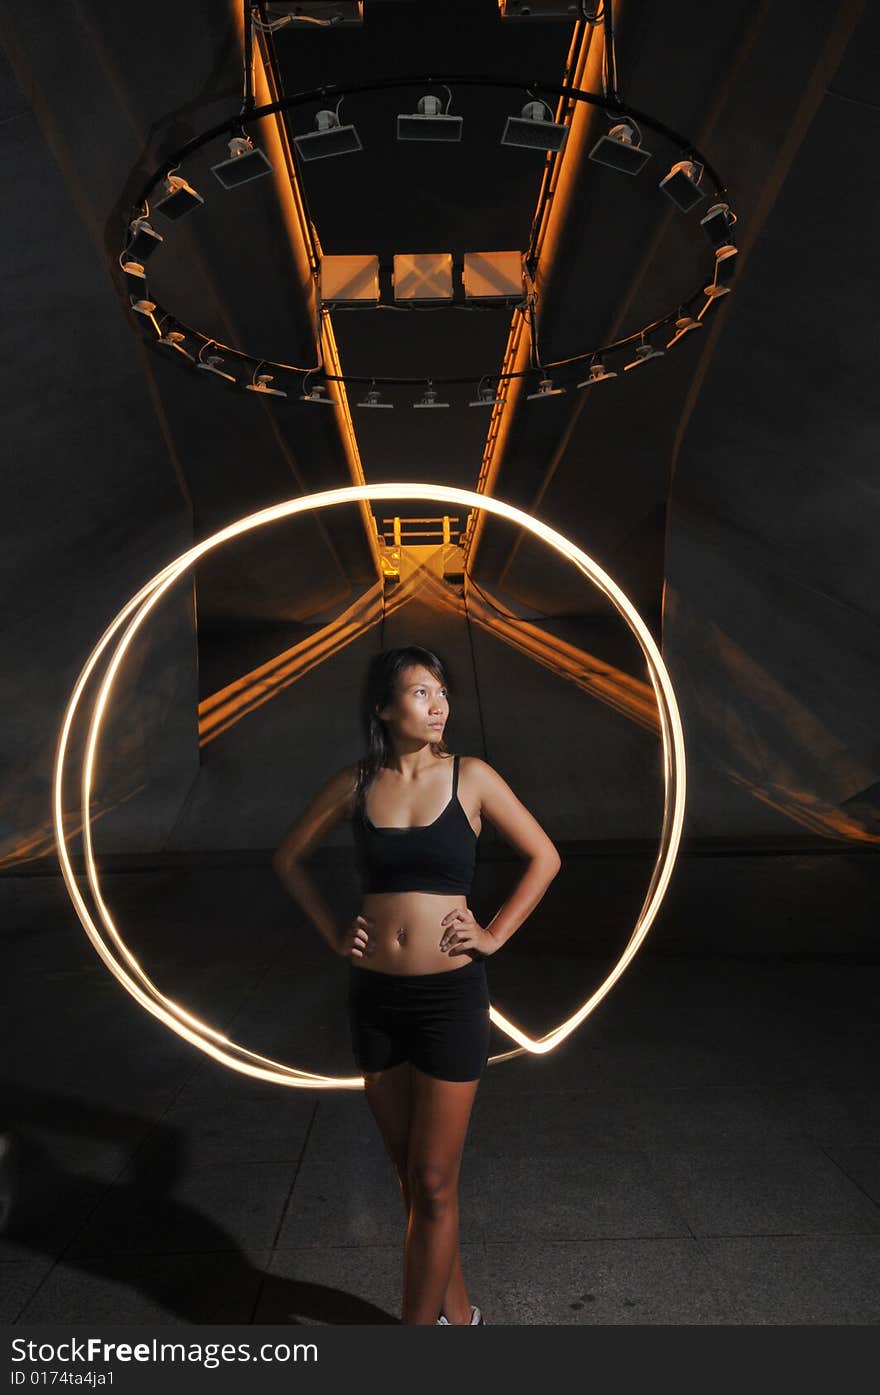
[1, 0, 874, 653]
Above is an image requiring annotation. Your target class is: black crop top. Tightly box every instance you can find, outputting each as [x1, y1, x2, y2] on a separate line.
[352, 754, 477, 895]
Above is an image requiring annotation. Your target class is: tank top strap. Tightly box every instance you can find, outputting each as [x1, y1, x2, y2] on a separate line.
[452, 752, 459, 798]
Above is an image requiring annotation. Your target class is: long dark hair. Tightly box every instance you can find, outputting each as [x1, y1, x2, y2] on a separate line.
[355, 645, 454, 811]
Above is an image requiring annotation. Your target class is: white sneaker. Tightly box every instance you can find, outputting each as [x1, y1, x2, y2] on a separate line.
[436, 1305, 484, 1325]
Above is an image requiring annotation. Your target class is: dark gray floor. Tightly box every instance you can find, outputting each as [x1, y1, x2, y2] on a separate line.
[2, 859, 879, 1325]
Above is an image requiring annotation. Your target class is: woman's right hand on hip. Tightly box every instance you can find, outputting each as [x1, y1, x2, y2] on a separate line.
[337, 914, 374, 959]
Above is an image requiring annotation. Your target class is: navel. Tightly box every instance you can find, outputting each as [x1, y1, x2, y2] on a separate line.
[396, 926, 407, 945]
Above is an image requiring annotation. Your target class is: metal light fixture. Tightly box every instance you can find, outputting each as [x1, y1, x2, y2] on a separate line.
[576, 359, 617, 388]
[319, 254, 380, 306]
[588, 121, 651, 175]
[468, 383, 507, 407]
[397, 93, 462, 142]
[499, 1, 601, 17]
[156, 328, 194, 362]
[293, 108, 362, 161]
[246, 369, 287, 397]
[666, 315, 703, 349]
[624, 336, 664, 371]
[300, 381, 337, 405]
[703, 280, 731, 303]
[211, 135, 273, 188]
[659, 158, 704, 212]
[392, 252, 454, 302]
[414, 383, 449, 408]
[357, 385, 393, 409]
[501, 100, 568, 153]
[197, 347, 236, 383]
[703, 246, 737, 301]
[122, 260, 155, 314]
[126, 217, 163, 262]
[154, 173, 204, 220]
[256, 1, 363, 25]
[526, 375, 565, 400]
[700, 201, 737, 251]
[702, 280, 730, 302]
[462, 251, 524, 302]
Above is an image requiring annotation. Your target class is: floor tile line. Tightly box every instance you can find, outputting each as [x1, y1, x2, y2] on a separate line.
[817, 1143, 880, 1210]
[247, 1098, 321, 1323]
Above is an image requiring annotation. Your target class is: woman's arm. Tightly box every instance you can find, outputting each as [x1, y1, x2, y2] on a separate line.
[441, 758, 561, 957]
[272, 764, 358, 954]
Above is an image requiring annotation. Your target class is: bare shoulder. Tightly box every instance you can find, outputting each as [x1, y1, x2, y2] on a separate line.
[460, 755, 518, 804]
[459, 755, 503, 796]
[459, 754, 491, 786]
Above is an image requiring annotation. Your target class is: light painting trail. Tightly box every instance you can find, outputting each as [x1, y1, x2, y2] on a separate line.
[53, 483, 687, 1089]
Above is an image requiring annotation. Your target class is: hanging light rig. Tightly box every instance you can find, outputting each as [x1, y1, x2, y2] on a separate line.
[358, 382, 393, 409]
[197, 341, 237, 383]
[468, 379, 507, 408]
[121, 1, 738, 407]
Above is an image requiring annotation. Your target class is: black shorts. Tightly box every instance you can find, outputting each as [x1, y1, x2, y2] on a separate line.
[348, 958, 491, 1082]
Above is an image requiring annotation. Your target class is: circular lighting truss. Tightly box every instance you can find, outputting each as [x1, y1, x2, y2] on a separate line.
[122, 71, 738, 398]
[53, 484, 687, 1091]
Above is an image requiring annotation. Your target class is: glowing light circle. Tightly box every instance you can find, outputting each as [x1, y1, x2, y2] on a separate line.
[53, 484, 686, 1089]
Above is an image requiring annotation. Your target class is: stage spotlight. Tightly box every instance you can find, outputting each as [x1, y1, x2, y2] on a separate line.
[397, 94, 462, 142]
[126, 217, 163, 262]
[526, 375, 565, 400]
[414, 384, 449, 408]
[588, 121, 651, 175]
[246, 372, 287, 398]
[300, 382, 338, 405]
[392, 252, 454, 302]
[462, 251, 524, 302]
[703, 247, 737, 301]
[700, 201, 737, 251]
[319, 254, 380, 306]
[357, 386, 393, 409]
[293, 109, 362, 161]
[576, 359, 617, 388]
[259, 1, 363, 24]
[624, 337, 664, 371]
[154, 173, 204, 220]
[211, 135, 274, 188]
[468, 384, 507, 407]
[156, 329, 194, 362]
[666, 315, 703, 349]
[122, 261, 155, 314]
[197, 352, 236, 384]
[659, 158, 704, 211]
[501, 100, 568, 153]
[499, 1, 601, 17]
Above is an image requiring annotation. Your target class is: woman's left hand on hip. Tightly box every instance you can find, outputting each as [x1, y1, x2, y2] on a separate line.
[439, 906, 499, 957]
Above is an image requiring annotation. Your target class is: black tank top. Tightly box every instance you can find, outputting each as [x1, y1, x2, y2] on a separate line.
[352, 754, 477, 895]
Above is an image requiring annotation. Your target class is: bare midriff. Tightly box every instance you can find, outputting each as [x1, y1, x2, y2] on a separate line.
[356, 890, 475, 975]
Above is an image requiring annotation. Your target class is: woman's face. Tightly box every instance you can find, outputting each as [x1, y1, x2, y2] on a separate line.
[377, 664, 449, 744]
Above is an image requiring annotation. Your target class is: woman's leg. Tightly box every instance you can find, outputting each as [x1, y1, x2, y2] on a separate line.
[362, 1062, 470, 1322]
[362, 1060, 414, 1212]
[401, 1065, 480, 1325]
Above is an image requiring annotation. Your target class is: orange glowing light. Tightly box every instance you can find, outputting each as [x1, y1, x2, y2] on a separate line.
[53, 484, 686, 1088]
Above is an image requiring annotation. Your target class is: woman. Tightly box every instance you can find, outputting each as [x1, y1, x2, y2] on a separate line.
[272, 644, 561, 1326]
